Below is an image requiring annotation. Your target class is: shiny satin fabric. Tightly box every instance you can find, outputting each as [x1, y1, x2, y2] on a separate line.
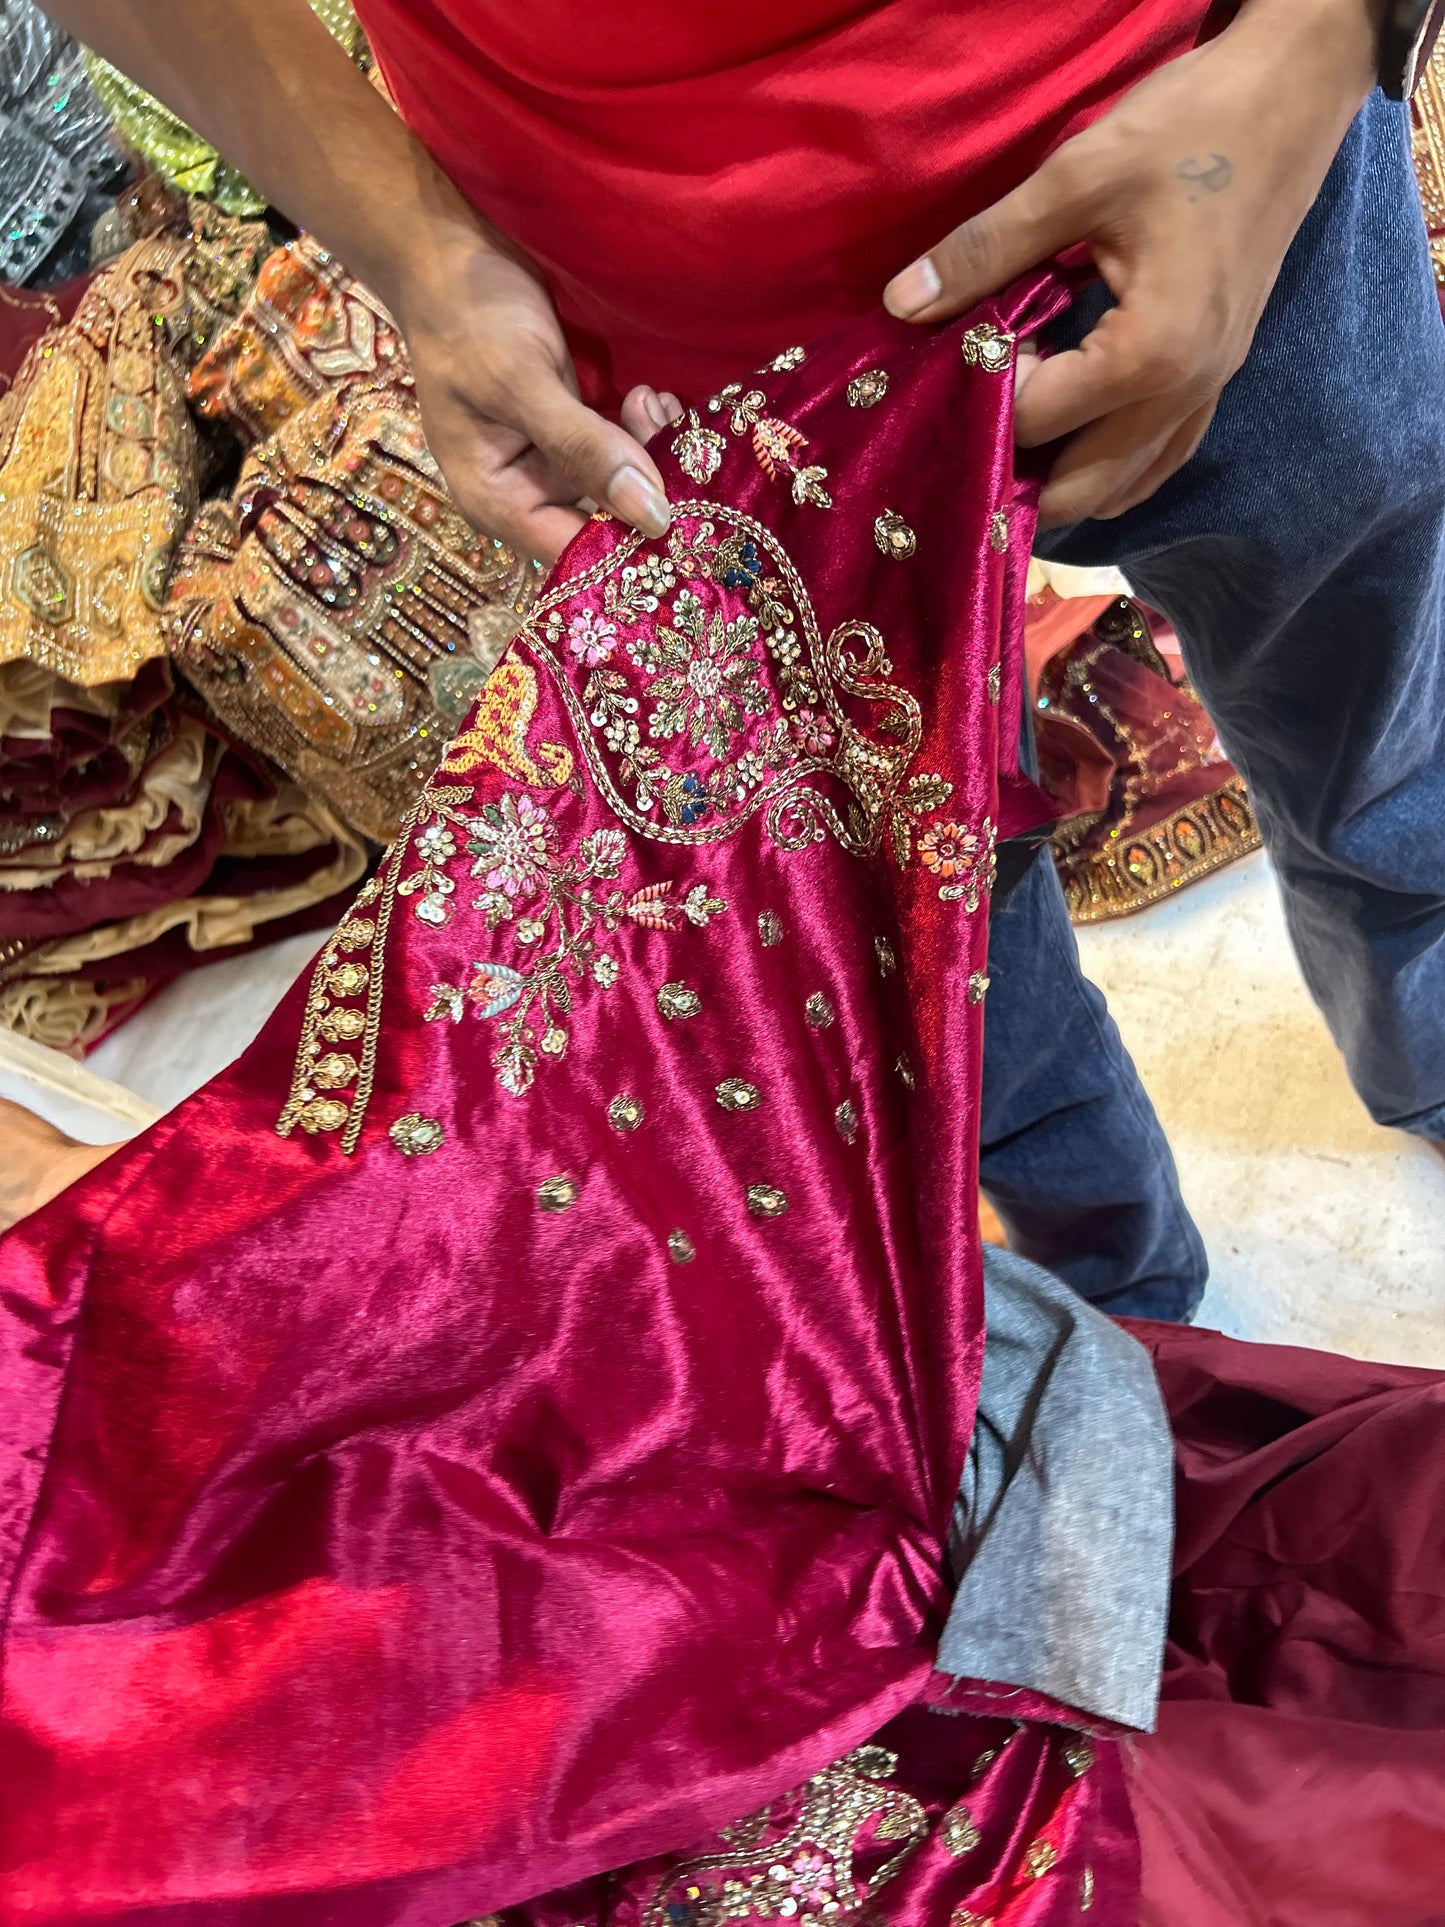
[0, 278, 1121, 1926]
[352, 0, 1214, 407]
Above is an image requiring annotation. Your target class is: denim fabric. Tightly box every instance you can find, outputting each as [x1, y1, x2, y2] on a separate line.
[1039, 90, 1445, 1136]
[980, 854, 1208, 1321]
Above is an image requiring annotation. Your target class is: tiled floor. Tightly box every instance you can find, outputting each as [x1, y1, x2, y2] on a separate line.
[20, 849, 1445, 1369]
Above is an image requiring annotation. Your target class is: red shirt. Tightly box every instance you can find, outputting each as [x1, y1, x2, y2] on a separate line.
[355, 1, 1215, 406]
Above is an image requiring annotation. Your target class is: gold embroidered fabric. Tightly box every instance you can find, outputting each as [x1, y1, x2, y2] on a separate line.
[167, 380, 537, 842]
[82, 2, 369, 219]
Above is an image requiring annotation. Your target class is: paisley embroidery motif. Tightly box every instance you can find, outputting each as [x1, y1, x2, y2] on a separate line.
[438, 656, 575, 787]
[643, 1745, 927, 1927]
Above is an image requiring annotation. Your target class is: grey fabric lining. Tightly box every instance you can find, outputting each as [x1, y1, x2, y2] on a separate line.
[938, 1245, 1174, 1732]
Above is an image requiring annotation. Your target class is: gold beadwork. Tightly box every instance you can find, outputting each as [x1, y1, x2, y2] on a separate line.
[960, 323, 1015, 373]
[716, 1078, 762, 1112]
[608, 1094, 645, 1131]
[746, 1183, 788, 1219]
[875, 935, 897, 976]
[389, 1113, 444, 1156]
[538, 1174, 580, 1212]
[835, 1099, 859, 1143]
[941, 1805, 980, 1857]
[846, 369, 889, 408]
[318, 1007, 366, 1042]
[805, 992, 835, 1028]
[989, 510, 1009, 553]
[668, 1229, 696, 1264]
[327, 961, 369, 997]
[968, 971, 990, 1004]
[758, 910, 784, 946]
[873, 510, 917, 561]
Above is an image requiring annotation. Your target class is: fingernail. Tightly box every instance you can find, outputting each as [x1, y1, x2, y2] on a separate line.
[884, 256, 942, 320]
[659, 391, 684, 424]
[609, 463, 671, 537]
[642, 388, 668, 430]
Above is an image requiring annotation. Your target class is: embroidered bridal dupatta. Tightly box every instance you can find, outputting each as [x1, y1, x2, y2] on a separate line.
[0, 278, 1142, 1924]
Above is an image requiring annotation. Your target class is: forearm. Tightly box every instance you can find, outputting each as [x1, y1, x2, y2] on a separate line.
[43, 0, 494, 316]
[1224, 0, 1384, 114]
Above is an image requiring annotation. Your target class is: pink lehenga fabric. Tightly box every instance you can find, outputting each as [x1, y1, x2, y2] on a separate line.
[0, 276, 1138, 1924]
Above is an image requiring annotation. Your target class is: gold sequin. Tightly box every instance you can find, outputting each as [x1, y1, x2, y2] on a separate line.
[940, 1805, 980, 1856]
[538, 1173, 580, 1212]
[746, 1183, 788, 1219]
[389, 1112, 444, 1156]
[960, 323, 1015, 373]
[668, 1229, 696, 1264]
[540, 1026, 568, 1057]
[758, 910, 784, 946]
[874, 510, 917, 561]
[846, 369, 889, 408]
[311, 1052, 359, 1089]
[805, 992, 835, 1028]
[716, 1078, 762, 1112]
[608, 1094, 645, 1131]
[835, 1099, 859, 1143]
[989, 510, 1009, 553]
[967, 971, 989, 1004]
[658, 981, 702, 1020]
[1023, 1840, 1059, 1880]
[875, 935, 897, 976]
[327, 961, 369, 998]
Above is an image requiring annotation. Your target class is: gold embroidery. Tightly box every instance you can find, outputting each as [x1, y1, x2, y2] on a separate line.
[758, 910, 784, 945]
[834, 1099, 859, 1143]
[960, 324, 1015, 373]
[668, 1229, 697, 1264]
[895, 1055, 916, 1090]
[608, 1094, 645, 1130]
[804, 992, 835, 1028]
[1023, 1841, 1058, 1880]
[846, 370, 889, 408]
[989, 511, 1009, 554]
[874, 936, 897, 976]
[1081, 1866, 1095, 1912]
[746, 1183, 788, 1219]
[643, 1745, 926, 1927]
[987, 663, 1001, 705]
[967, 971, 989, 1004]
[659, 981, 702, 1020]
[950, 1913, 993, 1927]
[1062, 1736, 1095, 1779]
[873, 511, 916, 561]
[924, 818, 996, 911]
[538, 1174, 579, 1212]
[438, 657, 574, 788]
[389, 1113, 444, 1155]
[716, 1078, 762, 1111]
[311, 1052, 358, 1088]
[692, 377, 833, 509]
[941, 1805, 980, 1856]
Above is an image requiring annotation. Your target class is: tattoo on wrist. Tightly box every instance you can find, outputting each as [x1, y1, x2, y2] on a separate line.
[1175, 153, 1234, 200]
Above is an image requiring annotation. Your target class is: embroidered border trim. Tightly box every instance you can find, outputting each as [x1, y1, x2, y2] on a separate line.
[1056, 775, 1261, 924]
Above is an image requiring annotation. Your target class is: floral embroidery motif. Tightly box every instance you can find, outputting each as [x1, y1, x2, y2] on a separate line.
[1023, 1841, 1059, 1880]
[669, 373, 833, 510]
[919, 817, 996, 910]
[960, 323, 1015, 373]
[643, 1745, 926, 1927]
[758, 910, 784, 945]
[417, 786, 728, 1094]
[941, 1805, 981, 1857]
[874, 511, 916, 561]
[390, 1113, 444, 1155]
[717, 1078, 762, 1111]
[608, 1094, 645, 1130]
[746, 1183, 789, 1219]
[846, 369, 889, 408]
[835, 1099, 859, 1143]
[527, 507, 955, 878]
[658, 980, 703, 1020]
[805, 992, 835, 1029]
[668, 1229, 697, 1264]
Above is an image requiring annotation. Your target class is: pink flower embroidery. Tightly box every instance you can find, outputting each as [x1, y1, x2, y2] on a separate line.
[568, 609, 618, 667]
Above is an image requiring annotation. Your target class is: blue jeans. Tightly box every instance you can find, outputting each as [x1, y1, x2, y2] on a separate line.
[982, 91, 1445, 1317]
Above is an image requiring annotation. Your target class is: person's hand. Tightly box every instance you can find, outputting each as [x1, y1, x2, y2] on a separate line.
[393, 238, 682, 565]
[0, 1097, 119, 1233]
[883, 0, 1380, 527]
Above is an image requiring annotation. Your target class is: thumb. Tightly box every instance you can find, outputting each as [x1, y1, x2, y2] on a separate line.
[884, 154, 1095, 322]
[508, 367, 673, 538]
